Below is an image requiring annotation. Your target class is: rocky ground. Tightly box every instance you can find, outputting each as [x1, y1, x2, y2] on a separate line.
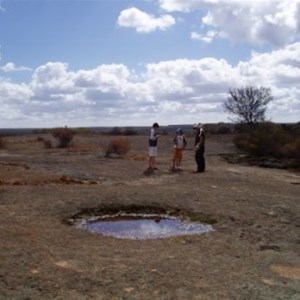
[0, 132, 299, 299]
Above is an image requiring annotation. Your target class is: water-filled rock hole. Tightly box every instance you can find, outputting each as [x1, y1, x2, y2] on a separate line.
[66, 205, 216, 240]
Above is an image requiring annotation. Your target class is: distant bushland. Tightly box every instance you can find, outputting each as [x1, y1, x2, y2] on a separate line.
[234, 121, 300, 160]
[106, 127, 138, 136]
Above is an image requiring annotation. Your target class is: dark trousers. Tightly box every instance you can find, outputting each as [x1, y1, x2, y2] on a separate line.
[195, 149, 205, 172]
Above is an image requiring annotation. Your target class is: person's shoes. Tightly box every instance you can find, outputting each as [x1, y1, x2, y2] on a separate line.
[144, 168, 154, 175]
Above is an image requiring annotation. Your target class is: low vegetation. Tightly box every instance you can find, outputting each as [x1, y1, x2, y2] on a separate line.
[52, 127, 76, 148]
[234, 122, 300, 159]
[104, 138, 131, 158]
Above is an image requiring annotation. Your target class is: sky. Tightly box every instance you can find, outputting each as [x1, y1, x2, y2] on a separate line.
[0, 0, 300, 128]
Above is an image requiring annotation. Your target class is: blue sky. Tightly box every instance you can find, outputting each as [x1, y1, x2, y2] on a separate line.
[0, 0, 300, 128]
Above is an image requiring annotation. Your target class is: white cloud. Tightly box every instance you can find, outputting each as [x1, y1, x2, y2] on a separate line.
[117, 7, 175, 33]
[0, 80, 33, 102]
[159, 0, 214, 13]
[191, 30, 218, 43]
[0, 42, 300, 127]
[30, 62, 75, 98]
[237, 42, 300, 85]
[1, 62, 32, 72]
[160, 0, 300, 47]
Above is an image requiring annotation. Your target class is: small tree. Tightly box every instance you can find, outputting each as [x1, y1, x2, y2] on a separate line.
[52, 127, 75, 148]
[224, 86, 273, 124]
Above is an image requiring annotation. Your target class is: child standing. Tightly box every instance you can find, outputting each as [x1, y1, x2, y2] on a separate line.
[172, 128, 187, 170]
[148, 122, 160, 170]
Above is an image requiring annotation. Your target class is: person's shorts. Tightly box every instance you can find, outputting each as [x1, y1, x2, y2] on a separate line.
[173, 148, 183, 160]
[149, 146, 158, 157]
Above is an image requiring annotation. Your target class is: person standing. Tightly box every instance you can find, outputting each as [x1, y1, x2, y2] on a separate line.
[148, 122, 160, 170]
[193, 123, 206, 173]
[172, 128, 187, 170]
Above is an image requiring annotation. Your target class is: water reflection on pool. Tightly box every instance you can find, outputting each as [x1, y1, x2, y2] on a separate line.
[76, 214, 214, 240]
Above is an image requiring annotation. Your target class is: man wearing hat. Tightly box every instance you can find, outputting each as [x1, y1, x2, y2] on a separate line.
[193, 123, 206, 173]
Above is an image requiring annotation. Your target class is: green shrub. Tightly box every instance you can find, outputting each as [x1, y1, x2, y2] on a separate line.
[234, 122, 289, 158]
[52, 127, 75, 148]
[291, 122, 300, 136]
[203, 123, 233, 134]
[283, 137, 300, 159]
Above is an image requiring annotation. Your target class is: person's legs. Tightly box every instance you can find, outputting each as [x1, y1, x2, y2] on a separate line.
[172, 150, 177, 169]
[194, 151, 198, 171]
[149, 147, 158, 169]
[177, 149, 183, 168]
[195, 150, 205, 172]
[148, 156, 153, 169]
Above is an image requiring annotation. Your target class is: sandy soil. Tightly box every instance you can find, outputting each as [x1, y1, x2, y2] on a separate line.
[0, 133, 299, 300]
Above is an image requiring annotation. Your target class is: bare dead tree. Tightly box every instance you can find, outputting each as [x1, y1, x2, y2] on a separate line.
[224, 86, 273, 124]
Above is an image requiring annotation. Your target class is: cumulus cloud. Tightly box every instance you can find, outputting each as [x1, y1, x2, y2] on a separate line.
[1, 62, 32, 72]
[237, 42, 300, 85]
[117, 7, 175, 33]
[160, 0, 300, 46]
[191, 30, 218, 43]
[0, 43, 299, 127]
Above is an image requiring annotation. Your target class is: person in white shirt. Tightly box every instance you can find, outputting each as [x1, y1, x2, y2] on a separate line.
[148, 122, 160, 170]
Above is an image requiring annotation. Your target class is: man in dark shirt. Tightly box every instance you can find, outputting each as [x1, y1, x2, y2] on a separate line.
[193, 123, 205, 173]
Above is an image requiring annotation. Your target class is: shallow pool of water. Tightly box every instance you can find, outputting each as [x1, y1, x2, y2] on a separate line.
[76, 214, 214, 240]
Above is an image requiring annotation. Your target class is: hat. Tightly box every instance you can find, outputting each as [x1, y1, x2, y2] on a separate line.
[176, 128, 183, 134]
[193, 123, 202, 129]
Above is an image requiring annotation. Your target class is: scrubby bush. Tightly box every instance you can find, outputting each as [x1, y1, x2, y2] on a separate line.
[205, 123, 233, 134]
[234, 122, 299, 159]
[291, 122, 300, 136]
[284, 137, 300, 159]
[104, 138, 131, 158]
[52, 127, 75, 148]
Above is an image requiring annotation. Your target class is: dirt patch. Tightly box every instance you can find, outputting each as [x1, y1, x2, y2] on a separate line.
[0, 133, 299, 299]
